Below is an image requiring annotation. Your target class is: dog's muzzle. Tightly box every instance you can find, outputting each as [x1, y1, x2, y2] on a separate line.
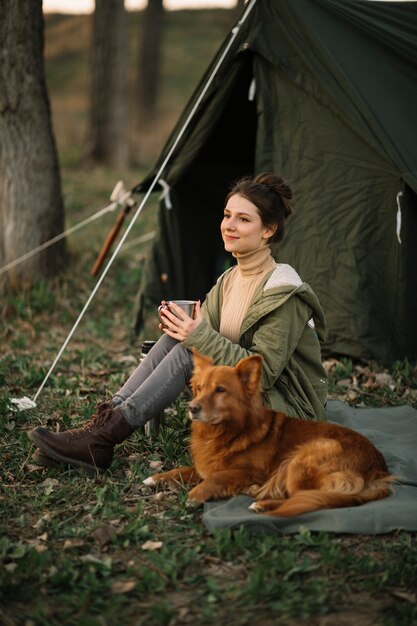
[188, 403, 203, 421]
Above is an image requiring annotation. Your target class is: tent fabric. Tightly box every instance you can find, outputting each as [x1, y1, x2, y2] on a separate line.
[133, 0, 417, 365]
[202, 399, 417, 535]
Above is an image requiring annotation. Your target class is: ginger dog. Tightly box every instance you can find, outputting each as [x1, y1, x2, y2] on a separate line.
[144, 350, 395, 517]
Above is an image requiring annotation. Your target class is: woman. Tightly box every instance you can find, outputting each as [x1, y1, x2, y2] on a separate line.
[29, 173, 328, 476]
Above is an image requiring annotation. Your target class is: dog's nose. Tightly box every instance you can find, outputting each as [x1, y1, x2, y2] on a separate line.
[189, 403, 201, 417]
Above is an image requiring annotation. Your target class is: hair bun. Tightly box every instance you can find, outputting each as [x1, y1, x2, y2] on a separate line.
[254, 172, 293, 218]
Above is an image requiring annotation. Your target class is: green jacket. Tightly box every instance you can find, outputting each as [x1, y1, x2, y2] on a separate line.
[183, 263, 328, 420]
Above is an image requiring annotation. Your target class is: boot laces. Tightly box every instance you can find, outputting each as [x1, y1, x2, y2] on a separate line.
[68, 404, 113, 438]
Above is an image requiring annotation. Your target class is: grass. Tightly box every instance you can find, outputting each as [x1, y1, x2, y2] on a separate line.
[1, 7, 417, 626]
[1, 178, 417, 625]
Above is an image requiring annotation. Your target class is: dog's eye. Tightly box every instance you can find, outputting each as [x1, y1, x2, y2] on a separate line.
[215, 386, 226, 393]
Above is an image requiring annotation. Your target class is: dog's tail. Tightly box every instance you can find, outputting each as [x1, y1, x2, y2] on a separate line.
[266, 475, 396, 518]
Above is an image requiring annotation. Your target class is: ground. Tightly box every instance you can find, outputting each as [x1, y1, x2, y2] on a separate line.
[1, 231, 416, 625]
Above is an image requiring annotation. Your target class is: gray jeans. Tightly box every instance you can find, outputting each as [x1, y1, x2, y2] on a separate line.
[113, 334, 194, 427]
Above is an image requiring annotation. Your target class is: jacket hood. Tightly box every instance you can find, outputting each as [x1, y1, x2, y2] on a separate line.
[243, 264, 327, 342]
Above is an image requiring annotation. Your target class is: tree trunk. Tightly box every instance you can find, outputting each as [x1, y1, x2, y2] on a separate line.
[0, 0, 65, 291]
[138, 0, 164, 124]
[88, 0, 129, 169]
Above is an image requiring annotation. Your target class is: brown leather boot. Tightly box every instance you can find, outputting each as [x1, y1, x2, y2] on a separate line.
[30, 401, 113, 469]
[28, 406, 134, 477]
[32, 448, 61, 468]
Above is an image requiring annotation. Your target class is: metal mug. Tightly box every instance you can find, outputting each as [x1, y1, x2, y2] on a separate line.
[158, 300, 197, 326]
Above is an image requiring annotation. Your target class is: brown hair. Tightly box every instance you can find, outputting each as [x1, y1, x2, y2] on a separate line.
[226, 172, 293, 243]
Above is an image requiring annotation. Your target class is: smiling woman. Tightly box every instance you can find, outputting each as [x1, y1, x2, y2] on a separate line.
[29, 171, 329, 476]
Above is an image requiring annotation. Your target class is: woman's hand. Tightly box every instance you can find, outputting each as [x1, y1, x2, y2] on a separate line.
[159, 300, 203, 341]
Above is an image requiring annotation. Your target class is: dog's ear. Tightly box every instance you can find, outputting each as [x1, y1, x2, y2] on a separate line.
[192, 348, 214, 369]
[191, 349, 214, 395]
[236, 355, 262, 396]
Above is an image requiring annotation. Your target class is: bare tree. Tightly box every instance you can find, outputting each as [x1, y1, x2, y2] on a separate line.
[138, 0, 165, 124]
[88, 0, 129, 168]
[0, 0, 65, 291]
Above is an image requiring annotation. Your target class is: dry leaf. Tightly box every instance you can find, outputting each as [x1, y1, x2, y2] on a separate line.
[80, 554, 112, 568]
[374, 372, 394, 387]
[127, 453, 142, 461]
[141, 540, 163, 551]
[93, 523, 118, 547]
[26, 463, 47, 473]
[41, 479, 59, 487]
[149, 460, 164, 471]
[63, 538, 85, 550]
[118, 355, 138, 366]
[346, 390, 358, 401]
[4, 562, 18, 573]
[323, 359, 342, 374]
[362, 378, 377, 389]
[336, 378, 351, 387]
[111, 579, 136, 594]
[33, 513, 53, 531]
[391, 590, 416, 604]
[34, 544, 48, 554]
[41, 478, 60, 495]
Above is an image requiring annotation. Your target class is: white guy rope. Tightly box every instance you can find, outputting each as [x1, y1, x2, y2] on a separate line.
[15, 0, 259, 408]
[0, 192, 131, 276]
[158, 179, 173, 209]
[396, 190, 403, 244]
[119, 231, 156, 252]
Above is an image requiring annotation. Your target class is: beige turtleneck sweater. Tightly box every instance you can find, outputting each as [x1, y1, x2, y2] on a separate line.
[219, 245, 276, 343]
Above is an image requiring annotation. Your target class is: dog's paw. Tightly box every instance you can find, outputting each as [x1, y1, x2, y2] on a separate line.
[143, 476, 157, 487]
[185, 498, 202, 509]
[248, 501, 262, 512]
[187, 485, 210, 504]
[244, 484, 261, 497]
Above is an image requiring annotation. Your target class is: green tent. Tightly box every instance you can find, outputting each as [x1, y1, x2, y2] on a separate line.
[133, 0, 417, 366]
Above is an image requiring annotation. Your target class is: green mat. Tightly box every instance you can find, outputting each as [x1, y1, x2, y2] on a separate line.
[203, 401, 417, 535]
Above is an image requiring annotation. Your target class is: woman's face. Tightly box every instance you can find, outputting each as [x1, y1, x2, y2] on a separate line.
[221, 194, 275, 255]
